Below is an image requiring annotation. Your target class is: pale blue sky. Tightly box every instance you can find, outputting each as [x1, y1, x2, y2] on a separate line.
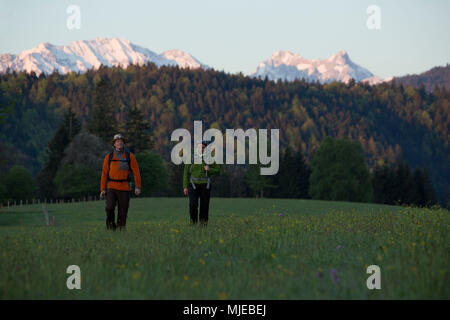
[0, 0, 449, 78]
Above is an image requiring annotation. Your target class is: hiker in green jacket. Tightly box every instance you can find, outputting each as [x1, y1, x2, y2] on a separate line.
[183, 140, 220, 226]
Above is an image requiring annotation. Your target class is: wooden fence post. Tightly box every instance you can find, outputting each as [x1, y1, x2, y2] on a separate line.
[42, 204, 50, 226]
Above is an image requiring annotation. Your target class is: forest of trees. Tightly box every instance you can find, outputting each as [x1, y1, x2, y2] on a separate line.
[0, 62, 448, 207]
[393, 64, 450, 92]
[0, 121, 438, 208]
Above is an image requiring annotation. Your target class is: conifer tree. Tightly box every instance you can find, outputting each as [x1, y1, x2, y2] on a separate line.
[124, 106, 153, 153]
[372, 160, 396, 204]
[36, 108, 81, 198]
[393, 158, 414, 205]
[88, 78, 117, 143]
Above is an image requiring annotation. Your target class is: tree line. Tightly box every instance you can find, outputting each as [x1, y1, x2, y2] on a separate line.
[0, 105, 439, 208]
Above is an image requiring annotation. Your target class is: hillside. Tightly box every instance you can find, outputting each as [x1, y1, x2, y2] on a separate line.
[392, 64, 450, 92]
[0, 63, 448, 201]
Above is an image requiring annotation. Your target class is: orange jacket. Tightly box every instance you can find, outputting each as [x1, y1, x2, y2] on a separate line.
[100, 150, 141, 192]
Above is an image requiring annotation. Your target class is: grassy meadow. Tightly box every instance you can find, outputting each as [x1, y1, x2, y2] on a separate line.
[0, 197, 448, 299]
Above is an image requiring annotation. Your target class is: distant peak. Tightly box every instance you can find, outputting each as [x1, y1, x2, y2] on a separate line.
[1, 37, 208, 75]
[161, 49, 207, 69]
[37, 42, 52, 49]
[252, 49, 378, 84]
[268, 51, 303, 66]
[163, 49, 188, 56]
[329, 50, 349, 60]
[272, 50, 298, 58]
[92, 37, 127, 43]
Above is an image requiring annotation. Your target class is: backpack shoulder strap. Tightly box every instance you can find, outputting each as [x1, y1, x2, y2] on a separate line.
[125, 149, 132, 183]
[189, 153, 194, 174]
[108, 151, 114, 167]
[125, 148, 131, 165]
[107, 151, 114, 182]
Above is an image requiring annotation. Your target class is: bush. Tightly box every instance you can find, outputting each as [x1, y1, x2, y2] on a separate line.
[54, 164, 100, 198]
[309, 136, 372, 202]
[135, 151, 169, 196]
[54, 131, 109, 198]
[4, 165, 36, 201]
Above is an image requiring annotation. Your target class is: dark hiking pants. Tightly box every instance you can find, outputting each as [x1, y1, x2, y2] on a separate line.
[188, 183, 211, 225]
[105, 188, 130, 230]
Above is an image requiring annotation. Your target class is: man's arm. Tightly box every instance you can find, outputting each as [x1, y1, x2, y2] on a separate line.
[100, 155, 109, 192]
[130, 153, 142, 190]
[100, 155, 109, 199]
[208, 161, 220, 176]
[183, 164, 189, 189]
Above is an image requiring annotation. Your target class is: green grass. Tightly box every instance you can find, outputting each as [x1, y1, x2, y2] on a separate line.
[0, 197, 448, 299]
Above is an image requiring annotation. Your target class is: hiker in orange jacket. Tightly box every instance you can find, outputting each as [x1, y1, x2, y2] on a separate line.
[100, 134, 141, 230]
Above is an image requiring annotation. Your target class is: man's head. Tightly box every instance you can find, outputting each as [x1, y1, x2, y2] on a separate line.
[111, 134, 126, 151]
[196, 140, 209, 155]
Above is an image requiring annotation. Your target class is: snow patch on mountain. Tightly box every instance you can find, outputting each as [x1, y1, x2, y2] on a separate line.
[160, 49, 209, 69]
[252, 50, 382, 84]
[0, 37, 208, 75]
[1, 39, 388, 86]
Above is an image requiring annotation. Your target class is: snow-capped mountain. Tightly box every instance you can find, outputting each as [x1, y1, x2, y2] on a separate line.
[0, 38, 388, 85]
[0, 37, 208, 75]
[251, 50, 384, 84]
[161, 49, 209, 70]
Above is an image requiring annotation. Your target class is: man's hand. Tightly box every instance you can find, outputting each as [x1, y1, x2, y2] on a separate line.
[135, 187, 141, 196]
[100, 190, 106, 199]
[204, 165, 209, 171]
[183, 188, 188, 196]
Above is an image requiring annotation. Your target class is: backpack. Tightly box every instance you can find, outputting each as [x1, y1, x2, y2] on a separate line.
[107, 148, 131, 183]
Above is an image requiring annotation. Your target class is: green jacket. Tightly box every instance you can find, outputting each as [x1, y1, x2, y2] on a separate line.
[183, 156, 220, 188]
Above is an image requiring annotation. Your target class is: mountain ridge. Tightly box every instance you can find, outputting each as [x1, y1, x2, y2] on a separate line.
[251, 49, 385, 84]
[0, 37, 207, 75]
[391, 64, 450, 92]
[1, 38, 447, 88]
